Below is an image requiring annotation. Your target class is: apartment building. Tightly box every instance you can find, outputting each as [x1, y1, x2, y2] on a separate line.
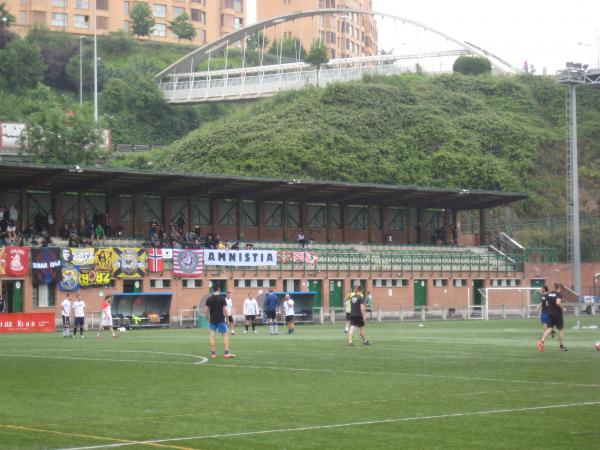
[4, 0, 246, 45]
[257, 0, 377, 59]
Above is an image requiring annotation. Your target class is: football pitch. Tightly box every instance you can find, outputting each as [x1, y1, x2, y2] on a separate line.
[1, 318, 599, 450]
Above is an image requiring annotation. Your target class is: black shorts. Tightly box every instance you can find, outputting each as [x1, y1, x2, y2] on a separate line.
[266, 311, 276, 320]
[245, 315, 256, 321]
[547, 313, 564, 330]
[74, 316, 85, 326]
[227, 315, 234, 324]
[62, 315, 70, 326]
[345, 312, 351, 321]
[285, 315, 294, 323]
[350, 316, 365, 327]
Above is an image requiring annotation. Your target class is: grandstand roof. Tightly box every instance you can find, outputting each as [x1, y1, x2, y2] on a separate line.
[0, 163, 527, 210]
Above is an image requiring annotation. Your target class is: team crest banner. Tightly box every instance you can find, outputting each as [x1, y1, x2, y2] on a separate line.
[31, 247, 62, 284]
[204, 249, 277, 266]
[0, 247, 6, 275]
[173, 249, 203, 277]
[59, 266, 80, 291]
[61, 247, 94, 270]
[94, 248, 117, 273]
[6, 246, 30, 276]
[112, 248, 147, 278]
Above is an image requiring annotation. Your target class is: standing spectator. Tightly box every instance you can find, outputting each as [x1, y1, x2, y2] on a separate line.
[60, 223, 70, 240]
[537, 283, 568, 352]
[61, 293, 72, 338]
[72, 294, 86, 338]
[283, 294, 295, 334]
[225, 291, 236, 335]
[47, 211, 55, 235]
[242, 292, 259, 334]
[6, 220, 16, 242]
[264, 288, 279, 335]
[205, 289, 235, 359]
[348, 286, 371, 346]
[8, 204, 18, 224]
[97, 295, 118, 338]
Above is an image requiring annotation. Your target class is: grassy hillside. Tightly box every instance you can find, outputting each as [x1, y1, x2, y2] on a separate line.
[155, 73, 600, 219]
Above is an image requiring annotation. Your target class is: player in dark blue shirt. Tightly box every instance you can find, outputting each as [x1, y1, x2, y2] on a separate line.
[537, 283, 568, 352]
[264, 289, 279, 335]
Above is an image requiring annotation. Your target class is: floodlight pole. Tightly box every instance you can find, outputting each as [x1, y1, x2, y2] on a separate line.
[79, 36, 85, 108]
[93, 0, 98, 123]
[569, 83, 582, 296]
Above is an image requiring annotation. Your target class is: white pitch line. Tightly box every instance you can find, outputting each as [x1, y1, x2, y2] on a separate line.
[56, 400, 600, 450]
[0, 352, 208, 365]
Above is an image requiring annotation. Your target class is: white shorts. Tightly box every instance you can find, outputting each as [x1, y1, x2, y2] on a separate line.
[102, 317, 112, 327]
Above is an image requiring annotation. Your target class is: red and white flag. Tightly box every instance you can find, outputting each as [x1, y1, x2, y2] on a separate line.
[292, 251, 319, 265]
[147, 248, 163, 272]
[173, 249, 203, 277]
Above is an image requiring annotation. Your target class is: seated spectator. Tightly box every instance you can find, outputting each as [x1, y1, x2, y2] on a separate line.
[217, 240, 227, 250]
[60, 224, 70, 240]
[230, 242, 240, 250]
[84, 221, 94, 241]
[68, 233, 80, 248]
[205, 232, 216, 249]
[94, 223, 105, 241]
[24, 222, 36, 244]
[297, 232, 308, 248]
[6, 219, 17, 242]
[244, 242, 254, 250]
[41, 232, 52, 247]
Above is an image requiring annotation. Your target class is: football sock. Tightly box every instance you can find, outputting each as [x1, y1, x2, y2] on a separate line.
[252, 323, 256, 331]
[245, 325, 248, 331]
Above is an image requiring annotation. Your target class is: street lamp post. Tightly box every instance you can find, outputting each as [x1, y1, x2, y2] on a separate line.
[93, 0, 98, 122]
[79, 36, 85, 108]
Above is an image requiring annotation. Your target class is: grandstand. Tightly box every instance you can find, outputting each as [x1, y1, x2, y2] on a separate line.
[0, 162, 581, 327]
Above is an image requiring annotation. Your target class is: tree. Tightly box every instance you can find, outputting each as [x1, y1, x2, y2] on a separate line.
[452, 55, 492, 76]
[169, 12, 196, 42]
[21, 108, 104, 165]
[305, 40, 329, 87]
[0, 2, 15, 28]
[0, 38, 46, 91]
[246, 31, 269, 52]
[130, 2, 155, 38]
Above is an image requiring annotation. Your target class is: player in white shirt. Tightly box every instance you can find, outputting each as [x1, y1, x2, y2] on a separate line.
[60, 294, 72, 338]
[283, 294, 295, 334]
[242, 293, 259, 334]
[225, 291, 236, 335]
[72, 294, 86, 338]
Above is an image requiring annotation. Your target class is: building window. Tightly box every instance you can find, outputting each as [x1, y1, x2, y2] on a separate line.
[233, 17, 243, 29]
[75, 0, 89, 8]
[264, 202, 282, 228]
[33, 284, 57, 307]
[32, 11, 47, 24]
[52, 0, 67, 7]
[373, 279, 408, 288]
[152, 4, 166, 18]
[123, 1, 129, 14]
[18, 11, 27, 25]
[307, 204, 325, 229]
[433, 279, 448, 287]
[388, 208, 406, 231]
[191, 0, 205, 4]
[183, 279, 203, 288]
[96, 15, 109, 29]
[198, 29, 206, 43]
[219, 199, 237, 226]
[190, 8, 205, 23]
[235, 279, 276, 288]
[221, 0, 242, 12]
[123, 20, 129, 31]
[74, 14, 89, 28]
[348, 206, 367, 230]
[491, 279, 522, 287]
[221, 13, 233, 27]
[241, 201, 257, 227]
[172, 6, 184, 17]
[152, 22, 167, 36]
[150, 279, 171, 288]
[453, 279, 467, 287]
[51, 13, 67, 27]
[96, 0, 108, 10]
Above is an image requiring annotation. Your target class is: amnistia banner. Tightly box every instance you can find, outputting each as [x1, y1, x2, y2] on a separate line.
[203, 249, 277, 266]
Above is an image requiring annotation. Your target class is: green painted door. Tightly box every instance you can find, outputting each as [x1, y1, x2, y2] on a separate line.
[2, 280, 23, 313]
[329, 280, 344, 308]
[530, 279, 545, 305]
[308, 280, 322, 307]
[413, 279, 427, 308]
[473, 279, 484, 306]
[123, 280, 142, 293]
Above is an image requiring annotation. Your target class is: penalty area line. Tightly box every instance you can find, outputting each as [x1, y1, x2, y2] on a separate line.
[56, 400, 600, 450]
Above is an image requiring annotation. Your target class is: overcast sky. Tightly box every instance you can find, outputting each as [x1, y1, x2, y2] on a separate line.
[248, 0, 600, 73]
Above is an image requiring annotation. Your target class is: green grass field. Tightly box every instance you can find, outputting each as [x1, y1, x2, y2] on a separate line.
[1, 318, 599, 450]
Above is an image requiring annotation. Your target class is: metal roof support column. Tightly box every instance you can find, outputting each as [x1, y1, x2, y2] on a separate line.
[367, 205, 373, 243]
[443, 209, 450, 244]
[236, 198, 241, 241]
[282, 201, 289, 242]
[78, 191, 85, 231]
[19, 189, 27, 232]
[134, 193, 144, 238]
[210, 198, 218, 234]
[326, 202, 332, 243]
[257, 200, 264, 241]
[479, 208, 486, 246]
[162, 195, 170, 235]
[186, 195, 192, 234]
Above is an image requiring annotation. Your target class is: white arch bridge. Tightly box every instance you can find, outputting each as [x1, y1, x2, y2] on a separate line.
[156, 8, 518, 104]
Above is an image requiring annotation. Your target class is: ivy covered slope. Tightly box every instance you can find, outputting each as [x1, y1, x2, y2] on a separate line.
[157, 73, 600, 217]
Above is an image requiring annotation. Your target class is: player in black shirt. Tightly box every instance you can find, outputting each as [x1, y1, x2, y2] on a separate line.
[205, 290, 235, 359]
[537, 283, 568, 352]
[535, 286, 553, 339]
[348, 286, 371, 346]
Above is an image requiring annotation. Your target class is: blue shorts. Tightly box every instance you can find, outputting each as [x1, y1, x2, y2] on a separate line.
[209, 322, 228, 334]
[540, 312, 549, 325]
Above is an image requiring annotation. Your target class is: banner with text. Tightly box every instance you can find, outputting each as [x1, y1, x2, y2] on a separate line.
[31, 247, 61, 284]
[0, 313, 55, 333]
[204, 249, 277, 266]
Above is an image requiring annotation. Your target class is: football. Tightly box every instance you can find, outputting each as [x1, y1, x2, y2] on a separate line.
[595, 341, 600, 351]
[118, 327, 127, 333]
